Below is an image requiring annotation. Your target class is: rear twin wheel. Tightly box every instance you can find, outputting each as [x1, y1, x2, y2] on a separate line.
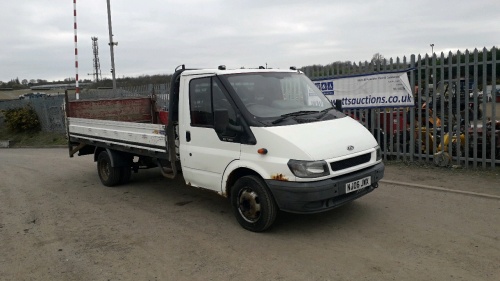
[97, 151, 131, 187]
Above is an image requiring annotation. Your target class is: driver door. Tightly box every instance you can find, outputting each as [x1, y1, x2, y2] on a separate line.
[179, 75, 241, 192]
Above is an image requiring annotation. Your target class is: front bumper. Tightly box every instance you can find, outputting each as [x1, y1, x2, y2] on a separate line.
[265, 162, 384, 214]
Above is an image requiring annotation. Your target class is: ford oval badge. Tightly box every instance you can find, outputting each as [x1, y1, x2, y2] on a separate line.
[347, 145, 354, 151]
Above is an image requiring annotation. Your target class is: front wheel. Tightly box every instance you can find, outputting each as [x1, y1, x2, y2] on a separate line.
[230, 175, 277, 232]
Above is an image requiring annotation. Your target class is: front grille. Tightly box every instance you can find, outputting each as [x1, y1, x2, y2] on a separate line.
[330, 153, 371, 171]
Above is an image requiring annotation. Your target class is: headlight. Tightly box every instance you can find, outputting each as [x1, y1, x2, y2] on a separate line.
[287, 160, 330, 178]
[376, 146, 382, 161]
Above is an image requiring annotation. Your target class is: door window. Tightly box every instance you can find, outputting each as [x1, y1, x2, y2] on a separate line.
[189, 77, 240, 141]
[189, 78, 213, 127]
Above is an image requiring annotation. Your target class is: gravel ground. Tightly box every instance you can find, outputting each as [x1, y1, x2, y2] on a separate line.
[0, 148, 499, 281]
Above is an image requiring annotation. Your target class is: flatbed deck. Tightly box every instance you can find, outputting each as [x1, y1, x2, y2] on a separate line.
[67, 117, 168, 158]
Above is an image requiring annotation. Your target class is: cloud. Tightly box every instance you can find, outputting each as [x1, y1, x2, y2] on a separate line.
[0, 0, 499, 82]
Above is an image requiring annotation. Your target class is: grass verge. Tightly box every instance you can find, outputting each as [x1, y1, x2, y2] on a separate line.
[0, 127, 67, 147]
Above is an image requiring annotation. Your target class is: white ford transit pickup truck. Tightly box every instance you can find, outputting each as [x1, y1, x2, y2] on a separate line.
[66, 65, 384, 232]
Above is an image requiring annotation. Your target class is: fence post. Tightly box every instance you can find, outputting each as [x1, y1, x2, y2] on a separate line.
[491, 47, 497, 168]
[472, 49, 479, 168]
[481, 47, 488, 167]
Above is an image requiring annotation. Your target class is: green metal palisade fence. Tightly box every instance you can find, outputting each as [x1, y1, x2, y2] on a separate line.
[1, 48, 498, 168]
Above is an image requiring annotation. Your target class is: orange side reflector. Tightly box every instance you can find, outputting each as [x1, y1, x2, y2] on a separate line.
[257, 148, 268, 155]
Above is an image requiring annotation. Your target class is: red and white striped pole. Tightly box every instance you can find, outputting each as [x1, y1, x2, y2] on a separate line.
[73, 0, 80, 100]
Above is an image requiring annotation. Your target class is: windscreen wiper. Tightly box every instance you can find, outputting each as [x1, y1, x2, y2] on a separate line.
[271, 111, 319, 124]
[316, 107, 335, 120]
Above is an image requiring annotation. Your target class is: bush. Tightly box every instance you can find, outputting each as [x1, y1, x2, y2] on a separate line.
[2, 106, 41, 133]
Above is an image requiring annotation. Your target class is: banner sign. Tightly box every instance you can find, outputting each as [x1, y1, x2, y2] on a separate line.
[313, 70, 414, 109]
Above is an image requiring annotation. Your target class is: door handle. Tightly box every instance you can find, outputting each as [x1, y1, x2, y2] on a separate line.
[186, 131, 191, 142]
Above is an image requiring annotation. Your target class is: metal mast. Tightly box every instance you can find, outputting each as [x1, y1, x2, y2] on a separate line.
[73, 0, 80, 99]
[107, 0, 118, 90]
[91, 37, 102, 82]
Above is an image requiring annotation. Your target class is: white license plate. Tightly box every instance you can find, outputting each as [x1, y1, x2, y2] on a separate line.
[345, 176, 371, 193]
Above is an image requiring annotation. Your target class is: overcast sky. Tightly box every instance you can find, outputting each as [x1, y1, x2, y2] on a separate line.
[1, 0, 499, 82]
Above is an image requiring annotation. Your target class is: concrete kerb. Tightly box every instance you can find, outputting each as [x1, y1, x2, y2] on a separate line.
[0, 140, 10, 148]
[381, 179, 500, 200]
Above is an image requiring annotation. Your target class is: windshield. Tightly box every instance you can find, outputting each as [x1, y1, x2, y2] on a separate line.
[223, 72, 337, 121]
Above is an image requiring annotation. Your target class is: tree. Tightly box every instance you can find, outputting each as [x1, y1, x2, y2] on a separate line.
[21, 79, 28, 86]
[371, 53, 385, 64]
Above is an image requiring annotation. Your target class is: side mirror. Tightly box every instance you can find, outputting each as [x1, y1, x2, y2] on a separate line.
[334, 99, 342, 111]
[214, 109, 229, 134]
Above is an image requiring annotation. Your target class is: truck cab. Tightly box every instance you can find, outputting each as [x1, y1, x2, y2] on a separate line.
[171, 67, 384, 231]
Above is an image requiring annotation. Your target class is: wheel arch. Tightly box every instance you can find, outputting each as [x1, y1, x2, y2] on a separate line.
[93, 147, 106, 162]
[93, 148, 131, 167]
[223, 167, 261, 199]
[221, 159, 291, 198]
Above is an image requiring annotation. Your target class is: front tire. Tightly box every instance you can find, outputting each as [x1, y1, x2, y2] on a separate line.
[97, 151, 122, 187]
[230, 175, 277, 232]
